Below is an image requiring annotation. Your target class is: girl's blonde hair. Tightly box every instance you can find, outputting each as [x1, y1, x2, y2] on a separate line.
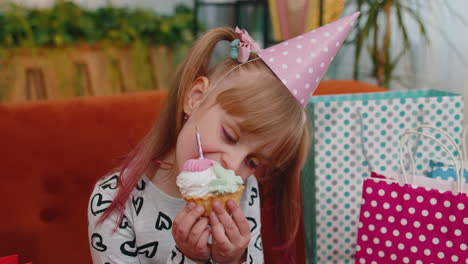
[99, 27, 311, 261]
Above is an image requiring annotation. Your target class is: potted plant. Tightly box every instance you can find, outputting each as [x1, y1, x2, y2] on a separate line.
[349, 0, 465, 89]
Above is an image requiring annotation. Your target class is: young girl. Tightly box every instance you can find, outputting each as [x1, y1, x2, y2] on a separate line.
[88, 13, 357, 264]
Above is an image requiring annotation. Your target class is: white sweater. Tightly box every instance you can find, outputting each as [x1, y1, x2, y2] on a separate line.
[88, 172, 264, 264]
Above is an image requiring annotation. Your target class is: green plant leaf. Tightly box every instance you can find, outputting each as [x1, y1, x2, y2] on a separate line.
[0, 2, 194, 48]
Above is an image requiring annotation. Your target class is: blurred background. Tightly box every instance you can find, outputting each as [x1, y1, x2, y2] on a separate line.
[0, 2, 467, 264]
[0, 0, 466, 114]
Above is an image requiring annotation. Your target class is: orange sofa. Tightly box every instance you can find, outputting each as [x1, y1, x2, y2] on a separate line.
[0, 80, 385, 264]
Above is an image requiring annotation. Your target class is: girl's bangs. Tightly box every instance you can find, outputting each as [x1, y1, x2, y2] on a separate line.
[215, 67, 306, 168]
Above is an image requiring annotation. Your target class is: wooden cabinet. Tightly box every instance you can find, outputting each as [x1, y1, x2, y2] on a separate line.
[0, 45, 175, 103]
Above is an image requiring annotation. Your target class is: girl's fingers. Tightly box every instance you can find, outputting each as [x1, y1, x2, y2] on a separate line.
[173, 203, 205, 242]
[195, 226, 212, 252]
[212, 200, 242, 243]
[210, 211, 231, 248]
[172, 203, 195, 240]
[187, 217, 209, 246]
[173, 202, 195, 224]
[227, 199, 251, 239]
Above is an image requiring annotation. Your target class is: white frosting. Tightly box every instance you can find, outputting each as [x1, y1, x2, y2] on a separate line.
[176, 167, 217, 197]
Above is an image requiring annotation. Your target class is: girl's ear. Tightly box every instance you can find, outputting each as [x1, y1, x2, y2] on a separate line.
[184, 76, 210, 115]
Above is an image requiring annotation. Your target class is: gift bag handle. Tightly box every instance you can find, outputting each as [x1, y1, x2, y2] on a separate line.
[463, 123, 468, 162]
[356, 109, 373, 172]
[399, 129, 462, 193]
[407, 124, 465, 175]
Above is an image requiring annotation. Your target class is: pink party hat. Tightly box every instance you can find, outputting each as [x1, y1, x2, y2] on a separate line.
[257, 12, 360, 107]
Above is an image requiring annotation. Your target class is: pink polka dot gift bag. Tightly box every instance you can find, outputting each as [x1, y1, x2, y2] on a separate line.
[355, 128, 468, 264]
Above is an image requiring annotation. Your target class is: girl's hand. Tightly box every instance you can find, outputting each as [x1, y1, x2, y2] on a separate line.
[172, 203, 211, 263]
[210, 199, 251, 264]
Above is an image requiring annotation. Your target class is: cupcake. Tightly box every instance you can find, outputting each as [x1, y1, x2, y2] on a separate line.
[176, 130, 244, 216]
[177, 158, 244, 216]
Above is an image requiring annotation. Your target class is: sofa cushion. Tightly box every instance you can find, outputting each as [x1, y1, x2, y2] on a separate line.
[0, 90, 167, 263]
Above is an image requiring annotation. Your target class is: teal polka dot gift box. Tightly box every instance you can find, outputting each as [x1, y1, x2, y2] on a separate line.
[301, 89, 463, 264]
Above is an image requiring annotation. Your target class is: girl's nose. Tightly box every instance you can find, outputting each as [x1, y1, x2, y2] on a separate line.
[221, 151, 245, 173]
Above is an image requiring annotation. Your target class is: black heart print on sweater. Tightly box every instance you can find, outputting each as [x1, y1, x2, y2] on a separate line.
[120, 238, 159, 258]
[100, 174, 119, 190]
[91, 233, 107, 252]
[119, 215, 131, 229]
[121, 239, 137, 257]
[254, 233, 262, 251]
[171, 250, 185, 264]
[171, 246, 185, 264]
[137, 241, 159, 258]
[155, 211, 172, 230]
[136, 179, 146, 191]
[249, 187, 258, 206]
[90, 193, 112, 216]
[247, 217, 257, 232]
[132, 196, 144, 216]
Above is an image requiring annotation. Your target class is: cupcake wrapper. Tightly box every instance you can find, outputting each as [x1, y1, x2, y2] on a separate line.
[183, 185, 245, 216]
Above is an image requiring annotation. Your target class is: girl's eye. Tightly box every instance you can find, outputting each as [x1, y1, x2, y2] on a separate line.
[222, 127, 237, 144]
[246, 156, 258, 170]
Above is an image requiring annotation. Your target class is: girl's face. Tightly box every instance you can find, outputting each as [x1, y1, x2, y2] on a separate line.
[176, 77, 272, 181]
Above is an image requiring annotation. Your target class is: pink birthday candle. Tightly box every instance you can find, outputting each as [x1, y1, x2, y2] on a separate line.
[183, 127, 213, 172]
